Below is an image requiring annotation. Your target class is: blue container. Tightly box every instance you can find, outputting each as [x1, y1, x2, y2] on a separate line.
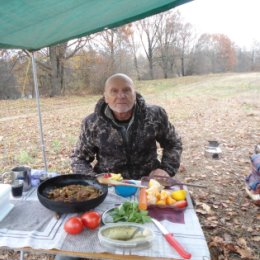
[114, 181, 138, 197]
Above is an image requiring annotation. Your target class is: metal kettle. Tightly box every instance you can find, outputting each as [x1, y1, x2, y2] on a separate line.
[2, 166, 32, 192]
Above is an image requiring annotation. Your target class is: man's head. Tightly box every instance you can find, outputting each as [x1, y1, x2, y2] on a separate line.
[104, 73, 136, 114]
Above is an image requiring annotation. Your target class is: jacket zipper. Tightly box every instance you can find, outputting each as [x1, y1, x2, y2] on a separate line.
[118, 126, 133, 178]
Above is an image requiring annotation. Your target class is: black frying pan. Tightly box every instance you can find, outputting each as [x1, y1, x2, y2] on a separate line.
[37, 174, 108, 214]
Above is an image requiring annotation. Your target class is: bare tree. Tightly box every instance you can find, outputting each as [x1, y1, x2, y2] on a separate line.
[234, 47, 251, 72]
[89, 26, 133, 85]
[96, 29, 117, 73]
[49, 39, 89, 96]
[155, 11, 181, 78]
[136, 15, 162, 79]
[127, 24, 141, 80]
[21, 38, 89, 97]
[250, 40, 260, 71]
[178, 22, 193, 76]
[0, 59, 19, 99]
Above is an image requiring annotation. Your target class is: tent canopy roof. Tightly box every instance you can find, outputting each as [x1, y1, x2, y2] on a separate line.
[0, 0, 191, 51]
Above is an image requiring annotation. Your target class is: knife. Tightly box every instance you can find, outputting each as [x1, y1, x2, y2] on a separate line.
[149, 175, 207, 188]
[97, 176, 146, 188]
[151, 218, 192, 259]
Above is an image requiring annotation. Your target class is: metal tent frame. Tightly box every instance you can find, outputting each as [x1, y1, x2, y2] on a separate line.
[30, 53, 48, 172]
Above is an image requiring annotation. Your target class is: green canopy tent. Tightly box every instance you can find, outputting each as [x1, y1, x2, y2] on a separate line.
[0, 0, 192, 172]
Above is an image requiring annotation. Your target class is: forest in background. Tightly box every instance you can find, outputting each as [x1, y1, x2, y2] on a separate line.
[1, 9, 260, 99]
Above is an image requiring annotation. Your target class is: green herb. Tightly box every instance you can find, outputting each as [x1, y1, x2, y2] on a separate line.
[109, 201, 151, 224]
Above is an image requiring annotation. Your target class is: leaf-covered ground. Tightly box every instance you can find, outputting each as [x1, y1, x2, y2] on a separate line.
[0, 73, 259, 260]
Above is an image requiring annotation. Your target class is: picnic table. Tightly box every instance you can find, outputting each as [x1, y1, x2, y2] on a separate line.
[0, 182, 210, 260]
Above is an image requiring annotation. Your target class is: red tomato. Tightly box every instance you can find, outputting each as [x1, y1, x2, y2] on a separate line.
[64, 217, 84, 235]
[81, 211, 101, 229]
[174, 200, 188, 208]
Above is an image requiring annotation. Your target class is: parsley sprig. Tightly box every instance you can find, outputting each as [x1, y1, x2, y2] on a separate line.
[109, 201, 151, 224]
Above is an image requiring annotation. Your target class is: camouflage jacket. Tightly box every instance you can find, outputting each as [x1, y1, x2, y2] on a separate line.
[71, 93, 182, 179]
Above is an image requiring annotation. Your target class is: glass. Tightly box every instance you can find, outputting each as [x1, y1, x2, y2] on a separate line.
[11, 180, 24, 197]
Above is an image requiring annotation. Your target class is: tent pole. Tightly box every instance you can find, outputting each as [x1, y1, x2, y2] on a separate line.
[31, 52, 48, 173]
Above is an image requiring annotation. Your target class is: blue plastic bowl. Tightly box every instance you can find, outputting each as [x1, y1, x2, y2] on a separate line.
[114, 181, 138, 197]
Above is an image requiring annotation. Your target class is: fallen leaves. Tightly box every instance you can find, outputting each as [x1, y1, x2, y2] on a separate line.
[251, 236, 260, 242]
[209, 236, 256, 260]
[196, 202, 213, 215]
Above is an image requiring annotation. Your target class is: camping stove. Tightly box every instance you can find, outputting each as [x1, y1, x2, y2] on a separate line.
[205, 141, 222, 159]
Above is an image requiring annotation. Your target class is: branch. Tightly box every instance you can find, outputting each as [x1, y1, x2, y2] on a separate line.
[66, 38, 89, 59]
[22, 49, 51, 73]
[36, 60, 52, 72]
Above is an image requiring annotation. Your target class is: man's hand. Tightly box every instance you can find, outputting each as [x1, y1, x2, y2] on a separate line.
[149, 168, 170, 178]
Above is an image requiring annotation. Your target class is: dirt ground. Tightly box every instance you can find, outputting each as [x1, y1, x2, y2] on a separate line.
[0, 73, 259, 260]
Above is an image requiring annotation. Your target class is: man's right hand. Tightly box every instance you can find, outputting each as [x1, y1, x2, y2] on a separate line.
[149, 168, 170, 178]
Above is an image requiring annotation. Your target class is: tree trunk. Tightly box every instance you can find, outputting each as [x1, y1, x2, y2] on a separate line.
[181, 56, 185, 76]
[160, 54, 168, 79]
[49, 45, 66, 96]
[163, 70, 168, 79]
[60, 63, 65, 95]
[148, 58, 154, 79]
[133, 54, 141, 80]
[129, 33, 141, 80]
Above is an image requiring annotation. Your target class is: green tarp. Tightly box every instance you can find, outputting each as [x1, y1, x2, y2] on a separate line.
[0, 0, 191, 51]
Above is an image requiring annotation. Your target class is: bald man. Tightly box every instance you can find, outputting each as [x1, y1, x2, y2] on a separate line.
[71, 73, 182, 179]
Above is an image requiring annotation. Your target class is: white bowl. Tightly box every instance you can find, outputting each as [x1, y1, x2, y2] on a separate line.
[98, 222, 154, 249]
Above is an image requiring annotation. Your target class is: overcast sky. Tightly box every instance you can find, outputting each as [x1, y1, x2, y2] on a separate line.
[175, 0, 260, 49]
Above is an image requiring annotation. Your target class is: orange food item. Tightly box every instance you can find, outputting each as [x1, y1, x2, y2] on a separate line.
[166, 196, 176, 205]
[155, 191, 161, 200]
[156, 199, 166, 206]
[160, 190, 169, 200]
[138, 188, 148, 210]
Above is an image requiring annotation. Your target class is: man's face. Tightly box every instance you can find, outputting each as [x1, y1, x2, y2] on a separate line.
[104, 77, 136, 113]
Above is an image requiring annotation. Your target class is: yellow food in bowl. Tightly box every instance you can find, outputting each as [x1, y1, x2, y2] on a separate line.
[171, 190, 187, 201]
